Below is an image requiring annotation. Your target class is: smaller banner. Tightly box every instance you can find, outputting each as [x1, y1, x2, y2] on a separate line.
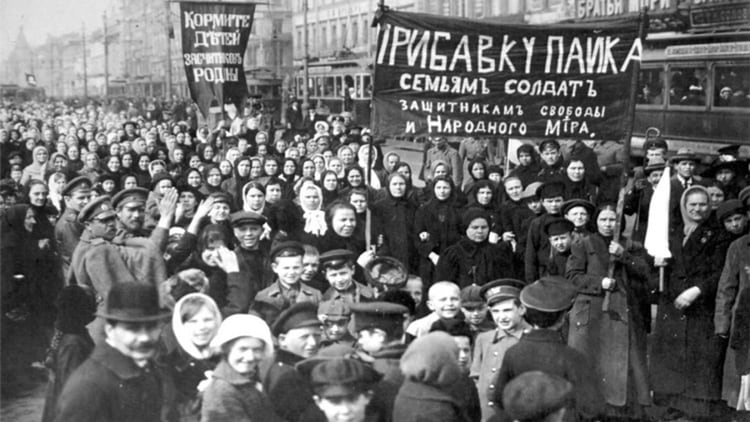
[25, 73, 37, 87]
[180, 1, 256, 117]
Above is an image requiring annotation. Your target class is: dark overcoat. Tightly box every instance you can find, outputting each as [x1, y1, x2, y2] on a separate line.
[392, 379, 473, 422]
[435, 238, 515, 288]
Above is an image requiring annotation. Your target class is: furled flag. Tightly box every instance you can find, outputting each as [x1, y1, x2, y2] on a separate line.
[644, 166, 672, 259]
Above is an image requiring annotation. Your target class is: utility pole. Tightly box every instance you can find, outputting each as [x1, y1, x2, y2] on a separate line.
[165, 0, 172, 99]
[103, 12, 109, 97]
[49, 40, 53, 97]
[82, 22, 88, 99]
[302, 0, 309, 109]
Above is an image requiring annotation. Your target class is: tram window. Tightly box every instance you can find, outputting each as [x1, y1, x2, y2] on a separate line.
[323, 76, 335, 97]
[637, 68, 664, 105]
[669, 66, 708, 107]
[714, 65, 750, 108]
[316, 76, 324, 97]
[363, 75, 372, 97]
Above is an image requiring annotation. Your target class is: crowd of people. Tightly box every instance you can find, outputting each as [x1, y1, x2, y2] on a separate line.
[1, 95, 750, 422]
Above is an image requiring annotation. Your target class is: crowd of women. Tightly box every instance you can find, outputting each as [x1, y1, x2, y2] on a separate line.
[1, 96, 750, 422]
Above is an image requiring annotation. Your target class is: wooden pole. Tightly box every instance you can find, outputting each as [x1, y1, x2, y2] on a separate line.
[602, 10, 647, 313]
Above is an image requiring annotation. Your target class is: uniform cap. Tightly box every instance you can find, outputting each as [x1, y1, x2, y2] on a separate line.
[479, 279, 525, 306]
[502, 371, 573, 421]
[270, 240, 305, 261]
[544, 218, 575, 237]
[643, 138, 668, 151]
[112, 187, 148, 209]
[717, 144, 741, 156]
[271, 302, 320, 336]
[318, 300, 351, 322]
[520, 276, 576, 312]
[539, 139, 560, 152]
[348, 301, 408, 337]
[62, 175, 93, 197]
[536, 181, 565, 199]
[319, 249, 355, 269]
[208, 191, 232, 206]
[229, 211, 266, 227]
[78, 195, 117, 223]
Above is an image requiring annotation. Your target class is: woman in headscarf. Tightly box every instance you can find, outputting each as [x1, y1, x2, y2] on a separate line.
[65, 145, 84, 174]
[183, 167, 205, 191]
[279, 158, 300, 200]
[461, 158, 488, 195]
[508, 143, 541, 188]
[295, 181, 328, 245]
[77, 152, 101, 184]
[134, 153, 152, 187]
[372, 172, 418, 272]
[651, 185, 729, 421]
[46, 172, 67, 214]
[159, 293, 222, 422]
[201, 314, 284, 422]
[414, 176, 462, 285]
[21, 145, 52, 186]
[221, 156, 252, 210]
[357, 143, 384, 190]
[562, 156, 597, 203]
[319, 170, 341, 207]
[393, 162, 426, 205]
[566, 203, 652, 420]
[200, 164, 224, 196]
[197, 143, 217, 168]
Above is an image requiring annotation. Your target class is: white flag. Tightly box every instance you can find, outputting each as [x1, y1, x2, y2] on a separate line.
[507, 138, 526, 165]
[644, 166, 672, 259]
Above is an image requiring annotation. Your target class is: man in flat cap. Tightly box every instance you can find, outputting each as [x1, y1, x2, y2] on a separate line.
[540, 218, 575, 277]
[261, 302, 322, 422]
[53, 282, 175, 422]
[471, 279, 529, 422]
[502, 371, 574, 422]
[54, 175, 92, 275]
[320, 249, 374, 304]
[670, 148, 708, 220]
[494, 277, 604, 421]
[254, 241, 323, 312]
[226, 210, 271, 315]
[307, 358, 383, 422]
[318, 300, 355, 346]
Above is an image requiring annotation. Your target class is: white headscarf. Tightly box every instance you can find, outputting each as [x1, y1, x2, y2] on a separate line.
[172, 293, 223, 360]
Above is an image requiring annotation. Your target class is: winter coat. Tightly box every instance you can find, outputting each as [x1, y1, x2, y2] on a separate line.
[414, 197, 462, 284]
[201, 360, 285, 422]
[53, 342, 176, 422]
[651, 222, 727, 402]
[42, 332, 95, 422]
[260, 349, 315, 422]
[372, 195, 417, 272]
[566, 233, 651, 411]
[435, 237, 515, 288]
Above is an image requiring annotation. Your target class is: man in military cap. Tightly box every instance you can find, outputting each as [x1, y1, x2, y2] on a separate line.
[525, 181, 565, 282]
[540, 218, 575, 277]
[717, 144, 741, 163]
[54, 282, 175, 422]
[319, 249, 374, 304]
[422, 135, 461, 186]
[55, 175, 92, 275]
[494, 277, 604, 421]
[470, 279, 529, 422]
[261, 302, 322, 422]
[226, 210, 271, 315]
[501, 371, 574, 422]
[318, 300, 355, 346]
[254, 241, 323, 312]
[112, 187, 176, 251]
[537, 139, 565, 183]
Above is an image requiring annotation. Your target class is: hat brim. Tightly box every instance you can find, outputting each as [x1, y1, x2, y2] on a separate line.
[96, 310, 171, 323]
[487, 294, 519, 306]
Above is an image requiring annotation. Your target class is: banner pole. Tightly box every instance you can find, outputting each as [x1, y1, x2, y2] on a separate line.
[602, 9, 647, 313]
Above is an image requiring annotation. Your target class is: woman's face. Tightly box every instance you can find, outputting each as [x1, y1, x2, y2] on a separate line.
[250, 160, 262, 179]
[237, 160, 251, 177]
[339, 148, 354, 165]
[51, 176, 66, 193]
[68, 146, 80, 160]
[707, 186, 725, 210]
[566, 161, 585, 182]
[596, 209, 618, 237]
[85, 154, 98, 169]
[349, 194, 367, 214]
[53, 156, 67, 171]
[123, 176, 138, 190]
[207, 169, 222, 186]
[102, 180, 116, 193]
[245, 188, 265, 210]
[275, 140, 288, 153]
[433, 164, 448, 179]
[56, 142, 67, 155]
[476, 187, 493, 205]
[471, 163, 485, 180]
[157, 179, 173, 195]
[24, 208, 36, 232]
[173, 149, 185, 163]
[434, 180, 452, 201]
[323, 150, 333, 162]
[283, 161, 296, 176]
[306, 140, 318, 155]
[264, 160, 278, 176]
[323, 174, 338, 191]
[389, 176, 406, 198]
[466, 217, 489, 242]
[109, 143, 121, 157]
[257, 144, 268, 157]
[565, 206, 590, 228]
[138, 155, 150, 170]
[347, 170, 363, 187]
[212, 202, 231, 221]
[396, 165, 411, 180]
[156, 149, 168, 162]
[201, 239, 227, 266]
[28, 184, 49, 207]
[313, 156, 326, 172]
[504, 179, 523, 202]
[34, 148, 49, 163]
[203, 146, 214, 160]
[180, 191, 198, 210]
[227, 336, 266, 376]
[302, 161, 315, 178]
[219, 161, 233, 176]
[329, 159, 343, 174]
[331, 208, 356, 237]
[121, 154, 133, 168]
[107, 157, 121, 172]
[266, 185, 282, 203]
[184, 306, 219, 348]
[189, 155, 201, 168]
[300, 187, 321, 210]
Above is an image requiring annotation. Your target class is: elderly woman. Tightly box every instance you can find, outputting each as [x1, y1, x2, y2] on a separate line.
[21, 145, 52, 186]
[372, 172, 418, 272]
[201, 314, 284, 422]
[651, 185, 729, 420]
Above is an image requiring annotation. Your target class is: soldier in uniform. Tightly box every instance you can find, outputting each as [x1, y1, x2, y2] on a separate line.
[54, 176, 92, 275]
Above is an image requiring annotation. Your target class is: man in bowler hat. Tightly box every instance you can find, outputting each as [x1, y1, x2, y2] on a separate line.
[53, 283, 175, 422]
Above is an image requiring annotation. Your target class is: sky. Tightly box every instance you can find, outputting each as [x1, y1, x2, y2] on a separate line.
[0, 0, 110, 58]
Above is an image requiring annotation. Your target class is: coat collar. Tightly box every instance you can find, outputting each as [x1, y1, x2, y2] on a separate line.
[519, 328, 564, 343]
[492, 322, 529, 343]
[91, 342, 153, 380]
[212, 360, 254, 386]
[398, 379, 462, 404]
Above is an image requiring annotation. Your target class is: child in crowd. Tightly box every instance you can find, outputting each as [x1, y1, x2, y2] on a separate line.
[254, 241, 322, 312]
[405, 281, 462, 341]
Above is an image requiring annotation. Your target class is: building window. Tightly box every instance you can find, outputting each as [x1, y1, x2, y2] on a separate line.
[352, 20, 358, 46]
[341, 22, 347, 47]
[331, 21, 337, 49]
[321, 26, 327, 50]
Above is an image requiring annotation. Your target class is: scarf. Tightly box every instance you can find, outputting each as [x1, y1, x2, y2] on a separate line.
[680, 185, 709, 245]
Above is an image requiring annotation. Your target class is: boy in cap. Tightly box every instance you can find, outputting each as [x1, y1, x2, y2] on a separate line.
[348, 301, 409, 385]
[493, 277, 605, 421]
[525, 181, 565, 283]
[307, 358, 383, 422]
[318, 300, 355, 346]
[254, 241, 323, 312]
[405, 281, 462, 341]
[502, 371, 574, 422]
[470, 279, 529, 422]
[301, 244, 327, 293]
[537, 139, 565, 183]
[55, 176, 93, 274]
[460, 284, 494, 338]
[228, 210, 271, 315]
[540, 218, 575, 277]
[320, 249, 374, 304]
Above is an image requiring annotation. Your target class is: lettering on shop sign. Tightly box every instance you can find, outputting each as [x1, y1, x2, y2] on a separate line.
[371, 9, 643, 139]
[180, 2, 256, 117]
